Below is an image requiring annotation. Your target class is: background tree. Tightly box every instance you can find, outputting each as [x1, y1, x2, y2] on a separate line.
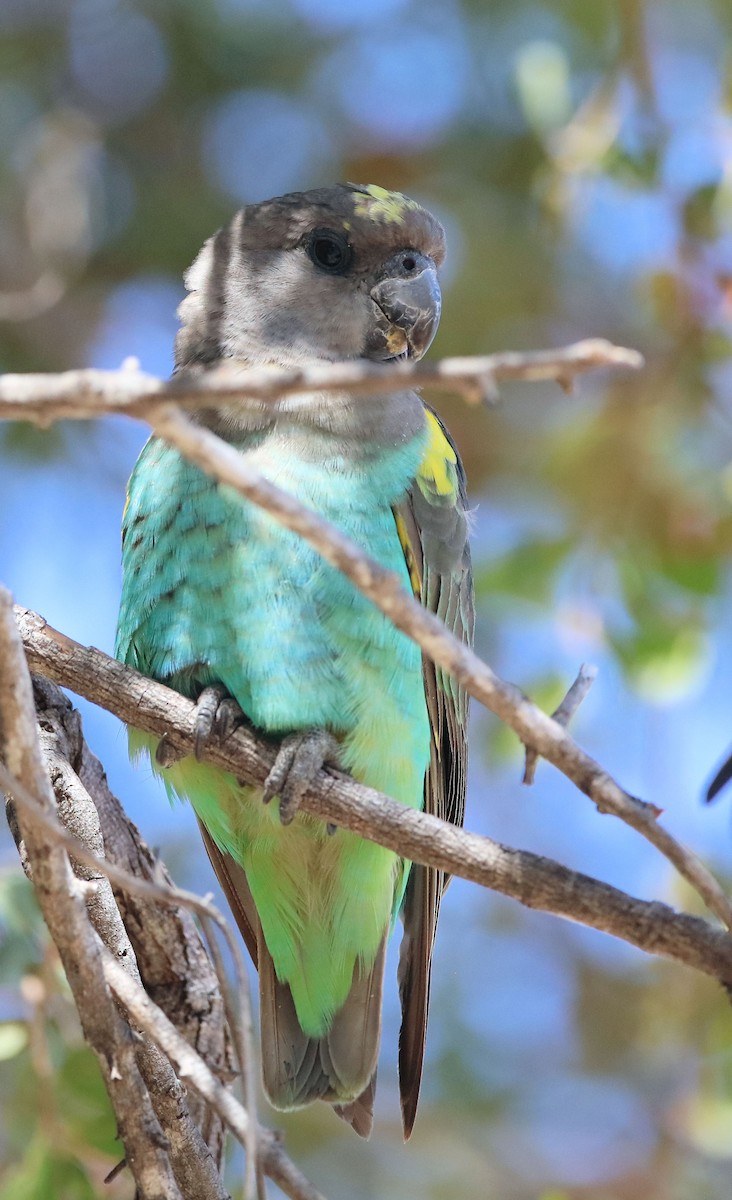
[2, 1, 732, 1197]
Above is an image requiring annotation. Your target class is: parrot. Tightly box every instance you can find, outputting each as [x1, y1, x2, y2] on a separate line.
[115, 183, 474, 1139]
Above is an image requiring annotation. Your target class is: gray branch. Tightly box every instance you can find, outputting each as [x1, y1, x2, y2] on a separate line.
[523, 663, 598, 785]
[0, 587, 184, 1200]
[102, 948, 327, 1200]
[0, 338, 643, 422]
[15, 603, 732, 990]
[32, 677, 234, 1199]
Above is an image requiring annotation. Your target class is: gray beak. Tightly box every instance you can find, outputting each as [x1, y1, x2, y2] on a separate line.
[366, 251, 442, 362]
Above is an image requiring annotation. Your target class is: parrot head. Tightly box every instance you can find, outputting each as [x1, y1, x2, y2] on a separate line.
[175, 183, 446, 371]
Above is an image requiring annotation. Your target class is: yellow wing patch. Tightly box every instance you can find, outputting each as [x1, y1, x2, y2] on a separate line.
[352, 183, 422, 225]
[394, 510, 422, 597]
[419, 410, 458, 499]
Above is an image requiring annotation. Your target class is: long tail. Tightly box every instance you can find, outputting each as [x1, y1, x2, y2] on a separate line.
[198, 822, 383, 1137]
[258, 925, 385, 1136]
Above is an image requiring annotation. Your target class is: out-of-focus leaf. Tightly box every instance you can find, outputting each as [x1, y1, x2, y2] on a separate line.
[681, 1095, 732, 1159]
[474, 539, 572, 605]
[1, 422, 65, 460]
[56, 1046, 120, 1157]
[0, 872, 45, 981]
[658, 551, 719, 596]
[601, 145, 661, 187]
[683, 183, 720, 241]
[0, 1139, 98, 1200]
[612, 623, 710, 703]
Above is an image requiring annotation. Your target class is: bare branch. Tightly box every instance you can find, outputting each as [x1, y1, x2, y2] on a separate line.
[101, 948, 328, 1200]
[0, 587, 184, 1200]
[28, 677, 233, 1199]
[130, 405, 732, 933]
[0, 338, 643, 424]
[198, 912, 264, 1200]
[523, 663, 598, 785]
[14, 605, 732, 989]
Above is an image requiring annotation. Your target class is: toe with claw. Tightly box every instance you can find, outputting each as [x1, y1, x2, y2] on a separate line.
[156, 683, 244, 767]
[263, 729, 340, 825]
[193, 684, 244, 760]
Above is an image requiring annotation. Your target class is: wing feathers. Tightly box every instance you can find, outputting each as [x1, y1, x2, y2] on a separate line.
[394, 404, 474, 1138]
[197, 820, 259, 965]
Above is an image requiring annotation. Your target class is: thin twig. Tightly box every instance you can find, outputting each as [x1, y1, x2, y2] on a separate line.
[0, 339, 644, 424]
[199, 911, 263, 1200]
[129, 406, 732, 933]
[14, 608, 732, 988]
[101, 948, 328, 1200]
[523, 663, 598, 785]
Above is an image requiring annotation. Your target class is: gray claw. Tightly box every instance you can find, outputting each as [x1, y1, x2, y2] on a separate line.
[194, 684, 243, 761]
[263, 730, 340, 825]
[155, 733, 182, 768]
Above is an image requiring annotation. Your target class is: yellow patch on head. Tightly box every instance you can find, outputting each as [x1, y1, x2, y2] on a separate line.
[419, 410, 458, 498]
[352, 183, 421, 225]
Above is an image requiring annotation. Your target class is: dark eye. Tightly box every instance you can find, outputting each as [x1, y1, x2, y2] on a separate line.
[307, 228, 353, 274]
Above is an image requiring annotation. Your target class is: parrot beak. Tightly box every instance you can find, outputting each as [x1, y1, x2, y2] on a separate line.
[366, 253, 442, 362]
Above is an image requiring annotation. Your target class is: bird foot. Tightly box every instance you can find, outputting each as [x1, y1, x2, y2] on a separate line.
[155, 684, 244, 768]
[263, 729, 340, 825]
[193, 684, 243, 760]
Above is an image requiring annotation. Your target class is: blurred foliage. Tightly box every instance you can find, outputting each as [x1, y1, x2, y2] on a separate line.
[0, 870, 132, 1198]
[3, 0, 732, 1196]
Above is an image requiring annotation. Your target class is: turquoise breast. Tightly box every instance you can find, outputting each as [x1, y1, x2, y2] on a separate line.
[116, 422, 430, 748]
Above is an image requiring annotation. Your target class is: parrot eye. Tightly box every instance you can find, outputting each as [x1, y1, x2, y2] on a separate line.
[307, 228, 353, 274]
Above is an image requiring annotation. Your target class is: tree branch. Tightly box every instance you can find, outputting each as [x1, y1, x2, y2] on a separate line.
[0, 339, 643, 423]
[29, 677, 235, 1200]
[101, 948, 327, 1200]
[136, 404, 732, 933]
[523, 663, 598, 785]
[14, 605, 732, 990]
[0, 588, 184, 1200]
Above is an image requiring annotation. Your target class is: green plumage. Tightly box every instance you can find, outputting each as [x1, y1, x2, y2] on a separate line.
[118, 428, 431, 1035]
[115, 184, 473, 1138]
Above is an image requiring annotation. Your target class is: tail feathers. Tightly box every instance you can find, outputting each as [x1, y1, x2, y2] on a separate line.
[333, 1072, 377, 1139]
[197, 820, 259, 964]
[397, 861, 441, 1140]
[259, 926, 385, 1136]
[198, 820, 384, 1137]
